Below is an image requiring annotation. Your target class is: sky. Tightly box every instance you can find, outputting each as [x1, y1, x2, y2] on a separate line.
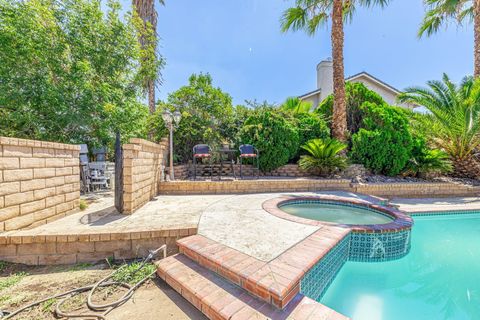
[122, 0, 474, 106]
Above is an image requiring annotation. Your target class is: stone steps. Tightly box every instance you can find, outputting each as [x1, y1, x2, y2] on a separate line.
[156, 254, 347, 320]
[176, 231, 349, 309]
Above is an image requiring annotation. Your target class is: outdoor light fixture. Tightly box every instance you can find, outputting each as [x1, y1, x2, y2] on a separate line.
[162, 109, 182, 181]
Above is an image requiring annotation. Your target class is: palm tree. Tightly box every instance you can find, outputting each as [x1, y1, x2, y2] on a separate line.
[399, 74, 480, 178]
[419, 0, 480, 78]
[133, 0, 165, 114]
[281, 0, 390, 141]
[281, 96, 313, 113]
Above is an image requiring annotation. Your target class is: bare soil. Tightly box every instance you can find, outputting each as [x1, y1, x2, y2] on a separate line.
[0, 262, 206, 320]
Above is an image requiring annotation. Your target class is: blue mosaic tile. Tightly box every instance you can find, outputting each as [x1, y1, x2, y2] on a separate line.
[300, 228, 412, 301]
[349, 229, 411, 262]
[300, 234, 350, 301]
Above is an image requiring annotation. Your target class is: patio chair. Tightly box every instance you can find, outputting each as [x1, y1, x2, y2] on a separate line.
[92, 147, 107, 162]
[193, 144, 213, 180]
[88, 161, 109, 190]
[239, 144, 259, 179]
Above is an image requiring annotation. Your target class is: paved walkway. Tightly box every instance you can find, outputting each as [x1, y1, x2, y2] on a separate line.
[4, 193, 229, 237]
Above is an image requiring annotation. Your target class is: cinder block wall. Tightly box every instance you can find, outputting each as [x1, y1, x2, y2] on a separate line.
[122, 138, 168, 213]
[0, 137, 80, 231]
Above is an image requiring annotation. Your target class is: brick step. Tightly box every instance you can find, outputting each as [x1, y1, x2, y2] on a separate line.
[156, 254, 348, 320]
[176, 229, 350, 309]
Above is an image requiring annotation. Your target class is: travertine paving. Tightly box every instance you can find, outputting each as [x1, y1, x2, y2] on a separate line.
[3, 194, 230, 237]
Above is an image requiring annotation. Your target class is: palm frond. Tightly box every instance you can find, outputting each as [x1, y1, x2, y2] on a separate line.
[419, 0, 471, 37]
[280, 7, 308, 33]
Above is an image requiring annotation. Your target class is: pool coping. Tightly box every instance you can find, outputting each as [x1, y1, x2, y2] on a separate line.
[262, 194, 413, 233]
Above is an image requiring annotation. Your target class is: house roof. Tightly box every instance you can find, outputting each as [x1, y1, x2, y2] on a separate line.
[298, 88, 321, 99]
[346, 72, 402, 95]
[298, 71, 402, 99]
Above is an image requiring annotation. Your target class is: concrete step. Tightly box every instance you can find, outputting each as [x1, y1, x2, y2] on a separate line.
[176, 229, 350, 309]
[156, 254, 348, 320]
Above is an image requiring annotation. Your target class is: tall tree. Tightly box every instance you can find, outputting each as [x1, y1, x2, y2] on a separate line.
[281, 0, 389, 141]
[419, 0, 480, 77]
[0, 0, 150, 146]
[133, 0, 164, 113]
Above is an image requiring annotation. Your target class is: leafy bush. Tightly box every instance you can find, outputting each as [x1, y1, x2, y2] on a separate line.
[292, 113, 330, 148]
[238, 108, 299, 172]
[316, 82, 385, 135]
[403, 138, 453, 177]
[299, 139, 347, 176]
[350, 102, 413, 176]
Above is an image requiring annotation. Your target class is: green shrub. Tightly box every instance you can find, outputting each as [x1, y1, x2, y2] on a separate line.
[403, 137, 453, 177]
[299, 139, 347, 176]
[292, 113, 330, 148]
[316, 82, 385, 134]
[350, 102, 413, 176]
[238, 108, 299, 172]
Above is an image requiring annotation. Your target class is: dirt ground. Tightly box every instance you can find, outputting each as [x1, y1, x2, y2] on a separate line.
[0, 261, 206, 320]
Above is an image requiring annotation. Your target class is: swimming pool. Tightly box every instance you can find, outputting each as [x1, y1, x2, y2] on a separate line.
[280, 202, 394, 225]
[320, 212, 480, 320]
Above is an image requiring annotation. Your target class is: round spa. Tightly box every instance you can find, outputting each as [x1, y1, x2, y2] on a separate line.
[279, 201, 394, 225]
[264, 196, 414, 262]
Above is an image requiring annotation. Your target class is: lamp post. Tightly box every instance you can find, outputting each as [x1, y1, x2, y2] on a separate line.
[162, 109, 182, 181]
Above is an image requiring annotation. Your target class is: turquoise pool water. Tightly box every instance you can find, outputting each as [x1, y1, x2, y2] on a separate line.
[321, 213, 480, 320]
[280, 203, 393, 225]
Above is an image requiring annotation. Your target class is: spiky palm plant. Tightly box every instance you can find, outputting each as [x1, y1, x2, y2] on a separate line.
[281, 97, 312, 114]
[404, 148, 453, 177]
[299, 138, 347, 176]
[399, 74, 480, 178]
[419, 0, 480, 77]
[280, 0, 390, 141]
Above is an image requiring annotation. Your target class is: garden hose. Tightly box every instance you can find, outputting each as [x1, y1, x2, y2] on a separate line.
[1, 245, 166, 320]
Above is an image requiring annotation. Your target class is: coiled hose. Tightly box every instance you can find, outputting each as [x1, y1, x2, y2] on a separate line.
[1, 245, 166, 320]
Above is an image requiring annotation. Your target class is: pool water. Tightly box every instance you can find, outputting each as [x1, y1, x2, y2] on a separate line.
[321, 213, 480, 320]
[280, 203, 393, 225]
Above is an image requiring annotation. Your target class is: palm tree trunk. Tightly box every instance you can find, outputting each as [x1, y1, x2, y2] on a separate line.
[331, 0, 347, 141]
[134, 0, 158, 114]
[474, 1, 480, 77]
[453, 156, 480, 178]
[148, 79, 155, 113]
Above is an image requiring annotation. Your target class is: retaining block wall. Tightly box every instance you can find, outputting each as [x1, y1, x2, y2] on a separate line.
[122, 138, 168, 213]
[0, 137, 80, 231]
[0, 228, 195, 265]
[159, 179, 480, 197]
[168, 164, 316, 180]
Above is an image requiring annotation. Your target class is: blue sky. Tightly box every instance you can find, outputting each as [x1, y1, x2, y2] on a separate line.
[125, 0, 473, 106]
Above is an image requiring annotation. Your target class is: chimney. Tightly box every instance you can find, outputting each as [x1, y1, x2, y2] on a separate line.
[317, 59, 333, 100]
